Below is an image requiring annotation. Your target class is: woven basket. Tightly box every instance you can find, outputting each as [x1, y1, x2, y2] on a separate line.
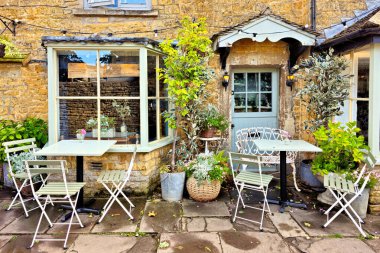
[186, 176, 221, 202]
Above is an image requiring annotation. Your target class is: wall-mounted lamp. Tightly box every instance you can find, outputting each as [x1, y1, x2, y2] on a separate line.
[222, 72, 230, 91]
[286, 74, 296, 90]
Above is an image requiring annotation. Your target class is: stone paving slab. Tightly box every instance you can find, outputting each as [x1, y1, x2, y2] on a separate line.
[140, 201, 181, 233]
[0, 201, 24, 230]
[0, 235, 13, 249]
[290, 208, 362, 237]
[47, 213, 97, 234]
[364, 238, 380, 252]
[183, 217, 206, 232]
[363, 214, 380, 236]
[182, 199, 230, 217]
[0, 205, 63, 234]
[226, 202, 276, 233]
[158, 232, 222, 253]
[91, 197, 146, 233]
[205, 218, 234, 232]
[219, 231, 292, 253]
[0, 234, 78, 253]
[269, 212, 308, 238]
[289, 237, 376, 253]
[67, 234, 157, 253]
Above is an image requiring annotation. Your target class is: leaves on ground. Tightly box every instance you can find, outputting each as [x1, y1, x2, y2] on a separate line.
[148, 211, 156, 217]
[205, 246, 211, 252]
[304, 222, 311, 227]
[159, 241, 170, 249]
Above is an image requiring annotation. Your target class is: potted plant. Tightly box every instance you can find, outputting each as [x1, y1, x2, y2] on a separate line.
[197, 104, 229, 138]
[158, 16, 214, 201]
[312, 121, 371, 215]
[293, 48, 351, 189]
[86, 115, 115, 138]
[112, 100, 131, 136]
[76, 129, 86, 141]
[185, 151, 230, 202]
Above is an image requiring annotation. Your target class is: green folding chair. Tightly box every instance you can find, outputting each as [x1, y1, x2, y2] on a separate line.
[229, 152, 273, 231]
[2, 138, 52, 217]
[97, 141, 138, 223]
[25, 160, 85, 249]
[322, 151, 377, 237]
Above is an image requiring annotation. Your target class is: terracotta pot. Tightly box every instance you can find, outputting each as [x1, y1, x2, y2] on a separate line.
[16, 179, 42, 197]
[200, 128, 215, 138]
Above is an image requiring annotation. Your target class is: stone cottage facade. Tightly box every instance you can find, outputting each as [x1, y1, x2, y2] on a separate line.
[1, 0, 379, 210]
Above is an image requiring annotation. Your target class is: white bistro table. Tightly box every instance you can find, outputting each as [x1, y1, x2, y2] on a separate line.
[254, 139, 322, 212]
[36, 140, 116, 218]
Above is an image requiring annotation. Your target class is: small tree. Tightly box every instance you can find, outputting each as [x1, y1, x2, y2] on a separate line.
[159, 17, 214, 171]
[294, 48, 351, 132]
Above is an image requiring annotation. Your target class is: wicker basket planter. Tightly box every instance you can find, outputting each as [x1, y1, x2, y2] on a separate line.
[186, 176, 221, 202]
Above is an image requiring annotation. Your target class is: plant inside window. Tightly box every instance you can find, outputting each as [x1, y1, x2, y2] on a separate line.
[86, 0, 151, 10]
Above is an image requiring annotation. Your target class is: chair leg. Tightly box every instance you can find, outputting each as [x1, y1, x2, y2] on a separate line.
[30, 198, 49, 249]
[263, 187, 272, 215]
[112, 182, 135, 208]
[35, 197, 53, 227]
[233, 182, 244, 222]
[40, 175, 54, 207]
[290, 163, 301, 192]
[9, 178, 29, 217]
[64, 193, 83, 249]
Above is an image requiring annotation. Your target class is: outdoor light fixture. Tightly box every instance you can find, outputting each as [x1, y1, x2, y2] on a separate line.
[222, 72, 230, 91]
[286, 74, 295, 89]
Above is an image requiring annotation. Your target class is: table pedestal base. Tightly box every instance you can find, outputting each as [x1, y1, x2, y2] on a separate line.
[60, 198, 100, 222]
[267, 198, 307, 213]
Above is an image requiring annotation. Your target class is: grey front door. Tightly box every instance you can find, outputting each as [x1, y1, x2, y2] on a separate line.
[231, 69, 279, 151]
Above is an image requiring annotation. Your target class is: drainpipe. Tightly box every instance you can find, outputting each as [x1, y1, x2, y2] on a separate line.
[311, 0, 316, 30]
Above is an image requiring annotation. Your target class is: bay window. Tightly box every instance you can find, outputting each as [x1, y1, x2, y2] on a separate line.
[46, 42, 171, 152]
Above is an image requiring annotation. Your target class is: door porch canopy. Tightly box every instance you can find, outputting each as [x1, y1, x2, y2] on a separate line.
[211, 13, 318, 69]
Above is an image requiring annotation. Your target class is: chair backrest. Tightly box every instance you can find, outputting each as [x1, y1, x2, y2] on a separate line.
[355, 151, 377, 192]
[24, 160, 69, 196]
[125, 140, 139, 181]
[235, 127, 296, 163]
[2, 138, 37, 177]
[229, 152, 266, 187]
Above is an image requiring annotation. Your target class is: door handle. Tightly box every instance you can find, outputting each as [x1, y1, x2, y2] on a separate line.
[231, 124, 235, 129]
[231, 90, 234, 95]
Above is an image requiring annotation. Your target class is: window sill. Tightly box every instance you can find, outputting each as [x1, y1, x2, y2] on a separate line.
[108, 137, 173, 153]
[73, 8, 158, 17]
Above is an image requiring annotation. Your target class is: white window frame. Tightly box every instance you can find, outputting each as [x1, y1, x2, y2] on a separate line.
[46, 44, 172, 152]
[339, 45, 380, 163]
[85, 0, 152, 11]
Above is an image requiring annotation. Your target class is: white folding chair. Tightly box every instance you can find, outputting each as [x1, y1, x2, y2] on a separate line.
[322, 151, 376, 237]
[2, 138, 51, 217]
[97, 141, 138, 223]
[25, 160, 85, 249]
[229, 152, 273, 231]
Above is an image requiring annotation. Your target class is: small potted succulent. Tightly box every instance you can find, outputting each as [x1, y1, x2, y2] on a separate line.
[197, 104, 229, 138]
[185, 151, 230, 202]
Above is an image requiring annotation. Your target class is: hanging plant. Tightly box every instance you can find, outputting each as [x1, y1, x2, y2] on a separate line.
[0, 35, 22, 58]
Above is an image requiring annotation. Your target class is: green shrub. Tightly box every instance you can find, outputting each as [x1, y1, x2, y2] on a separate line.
[312, 121, 368, 176]
[0, 117, 48, 161]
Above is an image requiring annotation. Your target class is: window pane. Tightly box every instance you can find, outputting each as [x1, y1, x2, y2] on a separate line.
[159, 57, 168, 97]
[99, 99, 140, 144]
[234, 94, 246, 113]
[247, 73, 259, 92]
[148, 55, 156, 97]
[59, 99, 97, 140]
[356, 101, 368, 143]
[234, 73, 245, 92]
[99, 50, 140, 97]
[260, 93, 272, 112]
[160, 100, 169, 138]
[247, 93, 259, 112]
[58, 50, 97, 97]
[260, 72, 272, 91]
[357, 57, 369, 98]
[148, 99, 157, 142]
[121, 0, 146, 4]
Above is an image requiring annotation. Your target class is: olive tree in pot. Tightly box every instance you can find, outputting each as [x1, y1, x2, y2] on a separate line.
[159, 17, 214, 201]
[293, 48, 351, 189]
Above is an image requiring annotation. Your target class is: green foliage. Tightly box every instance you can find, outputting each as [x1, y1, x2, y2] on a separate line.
[186, 151, 230, 183]
[294, 48, 351, 131]
[0, 35, 22, 58]
[159, 16, 214, 171]
[312, 121, 368, 176]
[86, 115, 115, 129]
[0, 118, 48, 161]
[197, 104, 229, 132]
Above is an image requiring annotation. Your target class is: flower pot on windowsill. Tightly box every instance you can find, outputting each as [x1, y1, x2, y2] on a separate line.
[91, 128, 115, 138]
[200, 128, 216, 138]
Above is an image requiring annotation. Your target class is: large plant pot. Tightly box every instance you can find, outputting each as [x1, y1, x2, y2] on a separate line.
[299, 160, 324, 190]
[160, 172, 185, 201]
[3, 163, 14, 188]
[200, 128, 215, 138]
[318, 188, 369, 219]
[186, 176, 221, 202]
